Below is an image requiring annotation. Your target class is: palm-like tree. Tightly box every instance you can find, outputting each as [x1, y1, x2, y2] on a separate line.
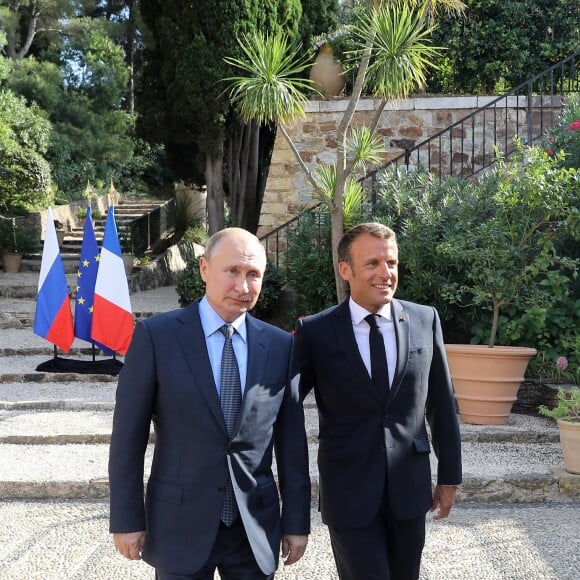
[224, 0, 464, 301]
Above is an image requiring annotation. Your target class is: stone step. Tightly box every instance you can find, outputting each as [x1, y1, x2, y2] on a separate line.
[0, 437, 575, 503]
[0, 406, 562, 445]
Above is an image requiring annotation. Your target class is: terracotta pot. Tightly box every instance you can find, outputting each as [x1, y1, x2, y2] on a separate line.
[557, 419, 580, 474]
[309, 45, 345, 98]
[445, 344, 537, 425]
[1, 251, 23, 273]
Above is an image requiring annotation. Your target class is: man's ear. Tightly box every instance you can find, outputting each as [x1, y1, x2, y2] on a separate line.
[338, 260, 352, 282]
[199, 256, 208, 283]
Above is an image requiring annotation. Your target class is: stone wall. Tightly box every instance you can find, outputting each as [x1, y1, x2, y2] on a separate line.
[258, 95, 561, 237]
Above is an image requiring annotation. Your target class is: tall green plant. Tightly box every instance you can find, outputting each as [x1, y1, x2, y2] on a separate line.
[224, 1, 464, 302]
[438, 143, 577, 347]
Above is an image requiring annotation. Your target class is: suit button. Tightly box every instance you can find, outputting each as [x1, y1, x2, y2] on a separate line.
[218, 486, 225, 492]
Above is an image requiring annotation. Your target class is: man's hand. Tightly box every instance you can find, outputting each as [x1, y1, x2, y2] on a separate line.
[113, 531, 145, 560]
[429, 484, 457, 521]
[281, 534, 308, 565]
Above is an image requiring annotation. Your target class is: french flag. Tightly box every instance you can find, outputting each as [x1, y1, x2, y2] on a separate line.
[91, 205, 134, 355]
[33, 207, 74, 352]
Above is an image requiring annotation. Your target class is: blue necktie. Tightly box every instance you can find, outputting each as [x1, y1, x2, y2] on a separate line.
[365, 314, 389, 392]
[219, 324, 241, 525]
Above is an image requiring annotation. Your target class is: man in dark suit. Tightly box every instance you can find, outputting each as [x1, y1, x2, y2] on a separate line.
[294, 222, 462, 580]
[109, 227, 311, 579]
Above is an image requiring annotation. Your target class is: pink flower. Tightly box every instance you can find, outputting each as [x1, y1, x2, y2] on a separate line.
[545, 149, 554, 156]
[556, 356, 569, 371]
[568, 120, 580, 131]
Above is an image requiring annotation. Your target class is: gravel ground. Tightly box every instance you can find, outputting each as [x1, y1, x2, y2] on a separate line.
[0, 500, 577, 580]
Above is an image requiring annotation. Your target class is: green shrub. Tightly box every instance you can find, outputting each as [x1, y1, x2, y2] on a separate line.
[176, 257, 285, 321]
[543, 93, 580, 170]
[283, 209, 336, 324]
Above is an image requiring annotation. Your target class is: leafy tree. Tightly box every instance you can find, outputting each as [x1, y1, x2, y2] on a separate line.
[225, 0, 465, 301]
[0, 82, 52, 212]
[138, 0, 335, 234]
[429, 0, 580, 94]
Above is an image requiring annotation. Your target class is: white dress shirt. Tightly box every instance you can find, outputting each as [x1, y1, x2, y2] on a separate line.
[349, 297, 396, 387]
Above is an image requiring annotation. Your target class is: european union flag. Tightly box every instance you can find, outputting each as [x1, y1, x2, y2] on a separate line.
[73, 206, 113, 354]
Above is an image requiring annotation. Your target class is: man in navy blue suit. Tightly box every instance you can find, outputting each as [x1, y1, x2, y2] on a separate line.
[109, 227, 310, 579]
[295, 222, 462, 580]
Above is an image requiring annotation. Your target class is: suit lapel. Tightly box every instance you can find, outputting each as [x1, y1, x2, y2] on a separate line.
[388, 299, 409, 404]
[237, 315, 268, 429]
[333, 301, 385, 406]
[174, 302, 228, 434]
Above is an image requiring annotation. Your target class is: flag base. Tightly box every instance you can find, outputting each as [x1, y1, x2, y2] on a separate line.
[36, 356, 123, 376]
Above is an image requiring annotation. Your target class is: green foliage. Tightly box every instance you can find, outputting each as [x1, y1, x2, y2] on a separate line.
[139, 0, 302, 176]
[176, 257, 206, 308]
[429, 0, 580, 94]
[0, 217, 39, 255]
[0, 147, 52, 213]
[176, 256, 285, 321]
[539, 387, 580, 422]
[543, 94, 580, 170]
[354, 3, 444, 98]
[224, 32, 315, 125]
[181, 225, 209, 247]
[5, 57, 62, 113]
[283, 210, 337, 322]
[371, 166, 475, 343]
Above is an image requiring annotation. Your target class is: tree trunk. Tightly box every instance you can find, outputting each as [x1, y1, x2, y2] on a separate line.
[226, 117, 277, 234]
[205, 154, 225, 235]
[331, 206, 348, 303]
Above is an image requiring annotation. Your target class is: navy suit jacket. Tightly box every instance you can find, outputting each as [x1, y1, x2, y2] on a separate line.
[109, 301, 310, 575]
[295, 299, 461, 528]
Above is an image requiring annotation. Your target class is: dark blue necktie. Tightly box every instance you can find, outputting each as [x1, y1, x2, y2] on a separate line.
[365, 314, 389, 392]
[219, 324, 241, 525]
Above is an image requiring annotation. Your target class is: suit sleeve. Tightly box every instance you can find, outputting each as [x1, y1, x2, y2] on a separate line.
[426, 308, 462, 486]
[109, 320, 157, 533]
[274, 336, 311, 535]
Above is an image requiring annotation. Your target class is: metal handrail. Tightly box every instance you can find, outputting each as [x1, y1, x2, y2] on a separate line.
[363, 51, 579, 190]
[260, 51, 580, 265]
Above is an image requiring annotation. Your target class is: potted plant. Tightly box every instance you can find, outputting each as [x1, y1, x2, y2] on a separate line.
[440, 143, 575, 424]
[0, 217, 38, 272]
[309, 30, 349, 98]
[539, 387, 580, 474]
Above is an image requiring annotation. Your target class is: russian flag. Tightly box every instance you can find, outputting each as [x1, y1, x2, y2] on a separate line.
[33, 207, 74, 352]
[91, 205, 134, 355]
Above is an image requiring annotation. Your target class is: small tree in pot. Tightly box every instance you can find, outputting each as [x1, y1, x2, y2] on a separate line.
[440, 142, 578, 424]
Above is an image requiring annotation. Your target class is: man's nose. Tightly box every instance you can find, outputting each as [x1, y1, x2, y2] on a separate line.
[235, 276, 249, 294]
[378, 262, 393, 278]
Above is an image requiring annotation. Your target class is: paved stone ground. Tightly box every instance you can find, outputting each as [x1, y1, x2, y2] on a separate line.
[0, 500, 577, 579]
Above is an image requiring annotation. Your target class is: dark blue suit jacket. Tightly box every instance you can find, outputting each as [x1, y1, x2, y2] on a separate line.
[295, 299, 461, 528]
[109, 301, 310, 575]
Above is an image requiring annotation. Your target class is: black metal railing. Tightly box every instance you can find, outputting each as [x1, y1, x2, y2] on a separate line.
[131, 199, 175, 254]
[261, 51, 579, 266]
[363, 50, 579, 191]
[261, 204, 327, 267]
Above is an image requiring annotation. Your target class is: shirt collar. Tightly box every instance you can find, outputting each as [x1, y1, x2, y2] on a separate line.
[348, 297, 393, 326]
[199, 296, 247, 342]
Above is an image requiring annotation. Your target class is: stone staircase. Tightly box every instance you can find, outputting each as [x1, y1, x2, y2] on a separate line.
[21, 197, 170, 274]
[0, 273, 578, 503]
